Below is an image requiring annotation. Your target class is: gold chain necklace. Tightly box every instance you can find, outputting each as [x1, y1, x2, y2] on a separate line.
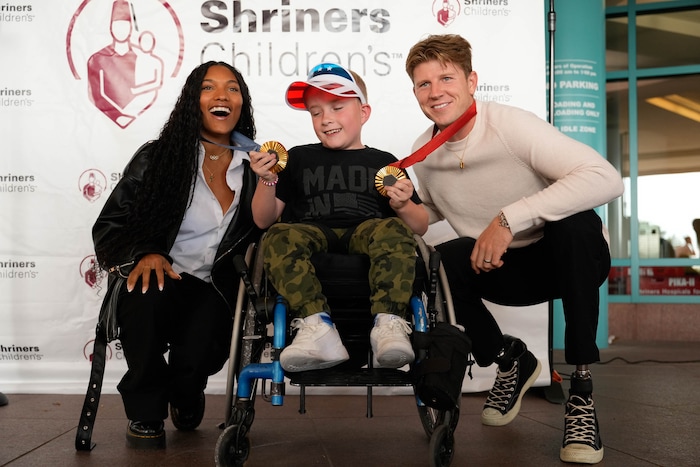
[450, 135, 469, 169]
[208, 147, 229, 161]
[203, 162, 216, 183]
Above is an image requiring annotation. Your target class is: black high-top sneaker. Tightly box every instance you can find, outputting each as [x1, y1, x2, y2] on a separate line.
[560, 371, 604, 464]
[481, 335, 542, 426]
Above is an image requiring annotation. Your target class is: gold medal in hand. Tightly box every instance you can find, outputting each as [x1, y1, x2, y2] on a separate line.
[260, 141, 288, 174]
[374, 165, 407, 197]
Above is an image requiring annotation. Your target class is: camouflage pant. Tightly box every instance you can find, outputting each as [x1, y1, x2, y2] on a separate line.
[262, 218, 417, 319]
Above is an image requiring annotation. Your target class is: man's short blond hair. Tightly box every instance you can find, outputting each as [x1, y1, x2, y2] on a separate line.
[405, 34, 473, 82]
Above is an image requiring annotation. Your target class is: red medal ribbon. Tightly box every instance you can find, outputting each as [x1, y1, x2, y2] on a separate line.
[390, 101, 477, 169]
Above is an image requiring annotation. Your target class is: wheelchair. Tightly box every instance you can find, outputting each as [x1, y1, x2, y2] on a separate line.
[215, 234, 462, 467]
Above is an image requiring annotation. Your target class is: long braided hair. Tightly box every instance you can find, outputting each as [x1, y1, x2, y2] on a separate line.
[97, 61, 256, 267]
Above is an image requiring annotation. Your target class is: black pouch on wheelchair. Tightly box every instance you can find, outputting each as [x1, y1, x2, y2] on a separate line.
[412, 322, 472, 410]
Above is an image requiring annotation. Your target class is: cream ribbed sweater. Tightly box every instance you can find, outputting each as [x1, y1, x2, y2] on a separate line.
[411, 100, 624, 248]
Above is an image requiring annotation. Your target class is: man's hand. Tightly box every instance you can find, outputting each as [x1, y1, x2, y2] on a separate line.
[470, 216, 513, 273]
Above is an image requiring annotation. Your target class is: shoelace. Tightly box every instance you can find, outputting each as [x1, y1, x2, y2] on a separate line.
[289, 318, 323, 342]
[564, 395, 598, 445]
[484, 361, 518, 412]
[375, 317, 412, 337]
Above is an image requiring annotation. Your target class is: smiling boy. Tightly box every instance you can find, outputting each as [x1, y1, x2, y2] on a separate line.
[250, 63, 428, 372]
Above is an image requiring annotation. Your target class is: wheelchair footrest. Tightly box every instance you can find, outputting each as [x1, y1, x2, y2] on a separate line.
[289, 367, 413, 387]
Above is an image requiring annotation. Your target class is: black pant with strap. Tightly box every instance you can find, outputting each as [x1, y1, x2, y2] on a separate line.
[436, 210, 610, 367]
[116, 272, 232, 421]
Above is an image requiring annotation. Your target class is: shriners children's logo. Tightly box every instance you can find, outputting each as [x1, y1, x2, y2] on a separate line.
[84, 339, 114, 361]
[79, 169, 107, 203]
[80, 255, 106, 294]
[433, 0, 460, 27]
[66, 0, 184, 128]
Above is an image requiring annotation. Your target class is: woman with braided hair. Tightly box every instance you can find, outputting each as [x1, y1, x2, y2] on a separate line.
[93, 61, 261, 449]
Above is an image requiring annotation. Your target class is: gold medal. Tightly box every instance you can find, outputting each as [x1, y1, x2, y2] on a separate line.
[260, 141, 288, 174]
[374, 165, 407, 197]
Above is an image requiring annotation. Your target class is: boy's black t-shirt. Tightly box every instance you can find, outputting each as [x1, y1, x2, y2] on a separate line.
[276, 143, 421, 228]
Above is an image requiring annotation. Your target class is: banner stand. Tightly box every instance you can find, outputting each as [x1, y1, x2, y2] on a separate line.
[542, 0, 567, 405]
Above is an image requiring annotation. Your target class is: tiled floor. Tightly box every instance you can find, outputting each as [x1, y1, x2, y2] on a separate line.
[1, 341, 699, 466]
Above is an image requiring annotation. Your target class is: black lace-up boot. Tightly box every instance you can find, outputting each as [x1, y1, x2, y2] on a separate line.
[481, 335, 542, 426]
[560, 371, 604, 464]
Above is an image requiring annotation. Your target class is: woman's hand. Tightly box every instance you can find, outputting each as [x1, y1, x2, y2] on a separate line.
[127, 253, 181, 293]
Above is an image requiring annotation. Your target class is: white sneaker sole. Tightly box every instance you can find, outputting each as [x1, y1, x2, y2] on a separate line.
[375, 349, 415, 368]
[481, 359, 542, 426]
[560, 444, 604, 464]
[280, 344, 350, 372]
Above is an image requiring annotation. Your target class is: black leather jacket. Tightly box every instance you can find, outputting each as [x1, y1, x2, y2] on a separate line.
[92, 141, 261, 313]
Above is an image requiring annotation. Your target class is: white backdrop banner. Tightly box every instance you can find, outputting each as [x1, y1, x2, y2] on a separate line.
[0, 0, 545, 394]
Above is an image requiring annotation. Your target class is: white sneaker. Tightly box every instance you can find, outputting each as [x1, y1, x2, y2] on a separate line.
[280, 312, 349, 372]
[370, 313, 415, 368]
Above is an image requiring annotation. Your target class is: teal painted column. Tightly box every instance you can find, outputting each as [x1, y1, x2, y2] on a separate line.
[546, 1, 609, 351]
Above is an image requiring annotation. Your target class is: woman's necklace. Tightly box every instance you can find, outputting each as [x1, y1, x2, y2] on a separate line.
[204, 146, 232, 182]
[450, 135, 469, 169]
[203, 162, 216, 183]
[208, 147, 229, 161]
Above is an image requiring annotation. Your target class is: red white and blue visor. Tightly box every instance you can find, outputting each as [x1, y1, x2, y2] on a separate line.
[285, 62, 367, 110]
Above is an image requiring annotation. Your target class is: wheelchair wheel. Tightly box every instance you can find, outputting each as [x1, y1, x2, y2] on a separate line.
[235, 296, 264, 407]
[429, 424, 455, 467]
[419, 395, 461, 437]
[239, 242, 268, 371]
[414, 234, 461, 440]
[225, 242, 268, 427]
[417, 405, 446, 439]
[224, 243, 258, 425]
[215, 423, 250, 467]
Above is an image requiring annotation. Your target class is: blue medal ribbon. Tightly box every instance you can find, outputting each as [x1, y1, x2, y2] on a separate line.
[201, 132, 261, 152]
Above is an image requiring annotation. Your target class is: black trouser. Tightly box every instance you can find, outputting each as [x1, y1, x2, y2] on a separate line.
[436, 210, 610, 367]
[116, 273, 232, 421]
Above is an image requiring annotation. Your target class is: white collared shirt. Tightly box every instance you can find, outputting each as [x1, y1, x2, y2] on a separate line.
[170, 144, 248, 282]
